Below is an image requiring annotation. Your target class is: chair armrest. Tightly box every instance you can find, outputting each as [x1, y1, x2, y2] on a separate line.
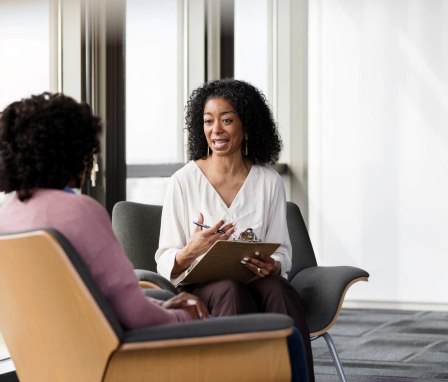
[289, 265, 369, 336]
[134, 269, 178, 294]
[123, 313, 294, 345]
[142, 288, 176, 301]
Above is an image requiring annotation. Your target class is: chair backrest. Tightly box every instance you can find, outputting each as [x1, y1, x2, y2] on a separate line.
[286, 201, 318, 279]
[0, 229, 121, 382]
[112, 201, 317, 280]
[112, 201, 162, 272]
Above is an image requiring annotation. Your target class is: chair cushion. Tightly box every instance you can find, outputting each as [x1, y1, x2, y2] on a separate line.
[123, 313, 294, 343]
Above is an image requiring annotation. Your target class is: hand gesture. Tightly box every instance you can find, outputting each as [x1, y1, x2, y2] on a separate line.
[173, 213, 235, 276]
[187, 213, 235, 254]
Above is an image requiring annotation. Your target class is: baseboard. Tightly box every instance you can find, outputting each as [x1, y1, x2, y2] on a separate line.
[343, 300, 448, 312]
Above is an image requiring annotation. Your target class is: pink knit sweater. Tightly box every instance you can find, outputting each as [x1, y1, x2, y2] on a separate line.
[0, 189, 191, 329]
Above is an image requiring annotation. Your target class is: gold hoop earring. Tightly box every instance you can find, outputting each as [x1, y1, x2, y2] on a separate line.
[207, 146, 211, 156]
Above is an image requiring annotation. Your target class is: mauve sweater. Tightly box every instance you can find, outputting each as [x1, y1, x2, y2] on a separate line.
[0, 189, 191, 329]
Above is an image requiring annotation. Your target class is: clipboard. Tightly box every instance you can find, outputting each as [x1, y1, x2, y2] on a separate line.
[172, 240, 281, 287]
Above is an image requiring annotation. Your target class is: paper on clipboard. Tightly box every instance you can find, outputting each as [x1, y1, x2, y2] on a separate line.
[172, 240, 281, 287]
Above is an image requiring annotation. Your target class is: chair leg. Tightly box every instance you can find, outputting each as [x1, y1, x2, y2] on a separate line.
[322, 332, 347, 382]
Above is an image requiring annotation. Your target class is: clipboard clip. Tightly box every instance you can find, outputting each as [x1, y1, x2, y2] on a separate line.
[234, 228, 261, 242]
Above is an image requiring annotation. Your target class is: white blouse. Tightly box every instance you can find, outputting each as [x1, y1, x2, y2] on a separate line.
[155, 161, 292, 282]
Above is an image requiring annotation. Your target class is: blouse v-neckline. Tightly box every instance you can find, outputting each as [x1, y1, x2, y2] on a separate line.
[192, 161, 254, 210]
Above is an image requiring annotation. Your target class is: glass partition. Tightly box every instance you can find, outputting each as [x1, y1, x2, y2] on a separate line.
[125, 0, 182, 204]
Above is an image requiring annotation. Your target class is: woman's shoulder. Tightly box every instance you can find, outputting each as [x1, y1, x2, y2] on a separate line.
[171, 161, 201, 182]
[73, 193, 107, 210]
[69, 194, 112, 226]
[251, 164, 282, 182]
[36, 189, 108, 218]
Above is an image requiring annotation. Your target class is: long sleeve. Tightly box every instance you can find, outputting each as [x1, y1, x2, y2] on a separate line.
[70, 198, 192, 329]
[155, 176, 188, 281]
[0, 190, 192, 330]
[263, 174, 292, 276]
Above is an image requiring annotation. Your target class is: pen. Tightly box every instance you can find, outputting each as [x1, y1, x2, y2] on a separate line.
[193, 221, 226, 234]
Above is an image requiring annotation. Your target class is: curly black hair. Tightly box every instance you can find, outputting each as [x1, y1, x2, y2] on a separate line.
[185, 78, 282, 164]
[0, 92, 102, 201]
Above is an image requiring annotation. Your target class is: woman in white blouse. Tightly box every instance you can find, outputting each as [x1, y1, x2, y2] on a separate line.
[155, 79, 314, 379]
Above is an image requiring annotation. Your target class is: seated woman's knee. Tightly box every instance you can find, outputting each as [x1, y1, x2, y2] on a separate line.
[202, 279, 257, 315]
[210, 279, 247, 298]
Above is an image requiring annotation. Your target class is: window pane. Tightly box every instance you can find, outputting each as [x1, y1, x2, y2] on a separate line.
[234, 0, 269, 97]
[126, 178, 171, 205]
[126, 0, 180, 164]
[0, 0, 50, 110]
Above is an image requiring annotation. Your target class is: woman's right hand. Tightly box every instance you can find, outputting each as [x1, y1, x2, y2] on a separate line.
[172, 213, 235, 274]
[187, 213, 236, 256]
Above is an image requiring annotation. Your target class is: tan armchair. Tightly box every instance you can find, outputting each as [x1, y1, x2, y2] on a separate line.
[0, 229, 295, 382]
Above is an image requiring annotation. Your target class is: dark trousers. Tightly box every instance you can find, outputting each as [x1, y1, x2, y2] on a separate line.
[181, 276, 315, 381]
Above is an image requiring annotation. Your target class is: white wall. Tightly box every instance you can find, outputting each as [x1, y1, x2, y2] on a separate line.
[309, 0, 448, 308]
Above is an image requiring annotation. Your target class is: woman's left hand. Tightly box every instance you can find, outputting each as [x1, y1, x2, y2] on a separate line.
[242, 252, 282, 277]
[161, 292, 210, 320]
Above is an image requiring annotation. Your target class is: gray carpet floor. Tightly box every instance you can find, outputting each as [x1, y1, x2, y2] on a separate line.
[313, 308, 448, 382]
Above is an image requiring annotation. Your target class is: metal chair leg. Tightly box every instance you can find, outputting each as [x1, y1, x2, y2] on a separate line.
[322, 332, 347, 382]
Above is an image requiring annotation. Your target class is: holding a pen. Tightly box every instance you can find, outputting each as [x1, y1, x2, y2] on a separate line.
[172, 213, 235, 276]
[163, 214, 236, 278]
[193, 221, 226, 234]
[192, 214, 236, 238]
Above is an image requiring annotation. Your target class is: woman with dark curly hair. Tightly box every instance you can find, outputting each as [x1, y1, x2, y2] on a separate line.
[0, 92, 208, 329]
[156, 79, 315, 380]
[0, 93, 101, 199]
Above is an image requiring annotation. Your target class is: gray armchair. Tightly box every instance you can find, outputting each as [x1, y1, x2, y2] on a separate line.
[112, 201, 369, 382]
